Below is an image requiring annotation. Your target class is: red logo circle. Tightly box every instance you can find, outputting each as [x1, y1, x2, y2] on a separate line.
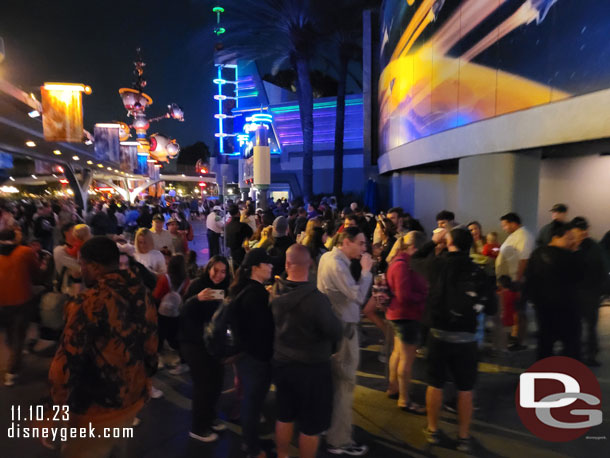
[515, 356, 602, 442]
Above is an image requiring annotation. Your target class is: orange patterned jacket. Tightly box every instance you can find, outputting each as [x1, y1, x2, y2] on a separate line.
[49, 269, 158, 426]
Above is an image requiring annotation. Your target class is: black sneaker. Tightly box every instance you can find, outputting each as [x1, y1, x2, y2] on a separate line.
[189, 430, 218, 443]
[327, 442, 369, 456]
[507, 343, 527, 352]
[456, 436, 473, 454]
[423, 428, 440, 445]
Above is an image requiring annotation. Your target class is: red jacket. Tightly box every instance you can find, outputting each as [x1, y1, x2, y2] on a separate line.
[385, 252, 428, 321]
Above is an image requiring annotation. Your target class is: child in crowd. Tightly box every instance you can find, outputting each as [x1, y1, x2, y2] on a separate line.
[482, 231, 500, 258]
[186, 250, 201, 279]
[497, 275, 519, 345]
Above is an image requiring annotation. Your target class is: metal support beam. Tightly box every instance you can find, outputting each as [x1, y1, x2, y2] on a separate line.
[94, 179, 129, 201]
[64, 165, 92, 212]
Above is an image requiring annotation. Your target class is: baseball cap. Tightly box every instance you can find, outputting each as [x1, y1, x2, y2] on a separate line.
[152, 214, 164, 222]
[571, 216, 589, 230]
[212, 205, 222, 212]
[242, 248, 274, 268]
[550, 203, 568, 213]
[166, 217, 179, 226]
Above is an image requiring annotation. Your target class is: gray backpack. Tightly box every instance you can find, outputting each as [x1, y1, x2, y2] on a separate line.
[158, 275, 186, 317]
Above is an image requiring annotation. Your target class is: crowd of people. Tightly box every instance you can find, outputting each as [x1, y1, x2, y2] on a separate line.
[0, 194, 609, 457]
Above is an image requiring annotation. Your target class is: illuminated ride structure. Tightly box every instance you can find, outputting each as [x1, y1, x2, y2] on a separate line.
[211, 5, 364, 199]
[118, 49, 183, 164]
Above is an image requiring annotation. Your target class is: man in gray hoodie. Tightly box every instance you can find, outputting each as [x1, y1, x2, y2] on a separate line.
[271, 244, 343, 458]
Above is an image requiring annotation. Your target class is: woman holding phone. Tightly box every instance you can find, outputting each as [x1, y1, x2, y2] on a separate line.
[180, 256, 232, 442]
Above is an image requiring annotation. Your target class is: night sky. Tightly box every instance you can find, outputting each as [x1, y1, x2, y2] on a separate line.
[1, 0, 218, 151]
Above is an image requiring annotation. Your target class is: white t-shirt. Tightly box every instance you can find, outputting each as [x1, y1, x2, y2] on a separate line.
[151, 229, 174, 253]
[135, 250, 167, 276]
[495, 226, 534, 281]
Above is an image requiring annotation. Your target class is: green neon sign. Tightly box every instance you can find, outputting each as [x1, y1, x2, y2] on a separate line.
[270, 98, 363, 114]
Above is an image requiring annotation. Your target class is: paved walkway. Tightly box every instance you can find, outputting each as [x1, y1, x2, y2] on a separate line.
[1, 221, 609, 457]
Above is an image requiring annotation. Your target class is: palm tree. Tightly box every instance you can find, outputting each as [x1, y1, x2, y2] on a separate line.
[320, 1, 375, 199]
[221, 0, 323, 201]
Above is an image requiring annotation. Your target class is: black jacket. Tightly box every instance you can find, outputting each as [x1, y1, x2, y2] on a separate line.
[225, 219, 253, 266]
[269, 235, 295, 276]
[413, 241, 493, 333]
[524, 245, 583, 313]
[180, 275, 228, 344]
[271, 278, 342, 364]
[575, 238, 608, 296]
[232, 279, 274, 361]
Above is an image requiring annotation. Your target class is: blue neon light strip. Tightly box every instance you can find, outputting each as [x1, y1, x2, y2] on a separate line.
[217, 66, 224, 154]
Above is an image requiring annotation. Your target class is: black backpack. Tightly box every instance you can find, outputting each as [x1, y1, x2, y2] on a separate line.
[203, 290, 246, 360]
[428, 255, 491, 331]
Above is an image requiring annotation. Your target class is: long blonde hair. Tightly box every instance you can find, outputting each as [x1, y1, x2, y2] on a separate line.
[134, 227, 154, 254]
[256, 226, 274, 251]
[73, 224, 91, 242]
[300, 218, 322, 245]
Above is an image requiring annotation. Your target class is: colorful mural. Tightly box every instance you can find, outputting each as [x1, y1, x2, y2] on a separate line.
[379, 0, 610, 152]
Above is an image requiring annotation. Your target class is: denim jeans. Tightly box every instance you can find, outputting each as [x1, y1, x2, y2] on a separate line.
[235, 354, 272, 455]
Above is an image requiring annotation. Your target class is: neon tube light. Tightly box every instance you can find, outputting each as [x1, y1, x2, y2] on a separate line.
[217, 65, 224, 154]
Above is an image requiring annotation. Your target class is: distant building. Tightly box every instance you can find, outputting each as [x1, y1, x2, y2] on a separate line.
[212, 61, 368, 200]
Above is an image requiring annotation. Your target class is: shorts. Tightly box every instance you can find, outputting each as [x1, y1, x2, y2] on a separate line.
[273, 361, 333, 436]
[513, 292, 526, 312]
[390, 319, 420, 345]
[427, 336, 478, 391]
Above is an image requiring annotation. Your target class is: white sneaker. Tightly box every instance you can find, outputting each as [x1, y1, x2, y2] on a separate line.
[168, 363, 189, 375]
[150, 386, 164, 399]
[327, 442, 369, 456]
[189, 430, 218, 443]
[33, 339, 55, 353]
[4, 373, 17, 387]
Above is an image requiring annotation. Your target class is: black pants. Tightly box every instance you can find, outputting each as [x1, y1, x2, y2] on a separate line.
[235, 354, 272, 456]
[158, 315, 180, 354]
[0, 304, 29, 373]
[582, 305, 600, 360]
[182, 342, 224, 434]
[535, 308, 581, 361]
[207, 230, 221, 258]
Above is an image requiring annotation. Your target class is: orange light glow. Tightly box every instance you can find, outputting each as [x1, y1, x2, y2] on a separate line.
[41, 83, 86, 142]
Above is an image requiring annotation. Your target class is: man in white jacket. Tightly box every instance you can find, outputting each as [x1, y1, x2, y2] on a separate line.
[317, 226, 373, 456]
[206, 206, 225, 258]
